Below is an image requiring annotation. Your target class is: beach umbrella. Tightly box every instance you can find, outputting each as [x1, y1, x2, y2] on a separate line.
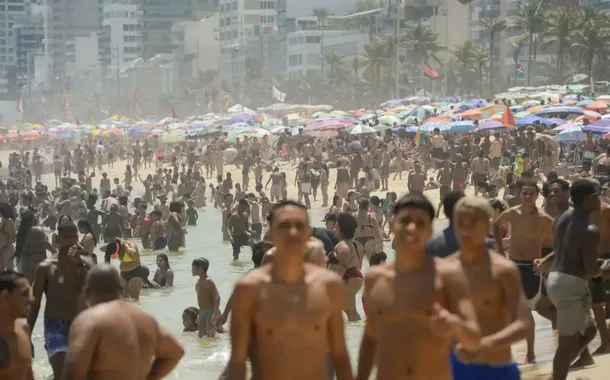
[516, 115, 554, 127]
[420, 122, 451, 133]
[577, 99, 594, 107]
[564, 94, 588, 101]
[378, 115, 400, 125]
[458, 108, 483, 120]
[329, 110, 349, 116]
[20, 131, 41, 140]
[553, 126, 586, 142]
[230, 113, 254, 124]
[423, 116, 451, 124]
[224, 128, 272, 142]
[583, 119, 610, 133]
[586, 101, 609, 111]
[552, 121, 580, 132]
[458, 99, 486, 112]
[514, 111, 532, 119]
[303, 118, 353, 131]
[521, 100, 540, 108]
[526, 105, 547, 113]
[349, 124, 377, 135]
[160, 133, 185, 144]
[535, 106, 584, 117]
[473, 120, 509, 132]
[448, 121, 476, 133]
[510, 105, 524, 113]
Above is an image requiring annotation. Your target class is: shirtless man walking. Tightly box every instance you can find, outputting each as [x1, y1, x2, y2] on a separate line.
[492, 179, 554, 363]
[0, 270, 34, 380]
[61, 264, 184, 380]
[29, 222, 94, 379]
[449, 197, 531, 380]
[229, 201, 352, 380]
[357, 193, 480, 380]
[535, 180, 601, 380]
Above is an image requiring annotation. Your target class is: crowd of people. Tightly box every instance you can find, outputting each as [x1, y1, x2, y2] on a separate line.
[0, 120, 609, 380]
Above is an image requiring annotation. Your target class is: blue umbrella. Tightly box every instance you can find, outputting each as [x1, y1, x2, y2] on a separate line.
[474, 120, 508, 132]
[230, 113, 254, 124]
[516, 115, 554, 127]
[420, 122, 451, 133]
[536, 106, 584, 116]
[448, 121, 475, 133]
[563, 94, 589, 101]
[576, 99, 593, 107]
[510, 105, 524, 113]
[553, 126, 586, 142]
[458, 99, 486, 112]
[583, 119, 610, 133]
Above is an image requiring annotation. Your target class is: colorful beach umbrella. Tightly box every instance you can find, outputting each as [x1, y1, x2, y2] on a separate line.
[586, 101, 608, 111]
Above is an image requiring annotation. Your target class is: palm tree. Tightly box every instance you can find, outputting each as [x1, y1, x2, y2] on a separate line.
[482, 18, 506, 95]
[512, 0, 549, 85]
[313, 8, 330, 78]
[351, 55, 365, 105]
[363, 39, 387, 97]
[472, 48, 490, 96]
[453, 40, 476, 93]
[571, 7, 610, 86]
[319, 50, 345, 82]
[542, 7, 578, 81]
[403, 22, 444, 90]
[511, 35, 528, 85]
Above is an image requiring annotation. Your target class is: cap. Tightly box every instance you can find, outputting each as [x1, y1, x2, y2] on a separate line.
[322, 212, 337, 222]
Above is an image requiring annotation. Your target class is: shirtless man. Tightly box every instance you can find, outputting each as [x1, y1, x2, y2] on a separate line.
[101, 203, 124, 243]
[265, 168, 283, 202]
[229, 200, 352, 380]
[221, 194, 234, 241]
[228, 199, 250, 260]
[29, 222, 94, 379]
[61, 264, 184, 380]
[0, 270, 34, 380]
[535, 180, 602, 380]
[449, 197, 531, 380]
[192, 258, 220, 338]
[492, 179, 554, 363]
[357, 193, 479, 380]
[248, 194, 262, 241]
[407, 161, 426, 193]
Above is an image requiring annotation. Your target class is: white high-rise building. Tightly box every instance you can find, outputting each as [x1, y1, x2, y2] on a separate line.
[0, 0, 29, 99]
[102, 2, 142, 70]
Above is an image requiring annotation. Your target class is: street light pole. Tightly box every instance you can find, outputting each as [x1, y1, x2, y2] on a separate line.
[444, 1, 449, 97]
[394, 0, 400, 99]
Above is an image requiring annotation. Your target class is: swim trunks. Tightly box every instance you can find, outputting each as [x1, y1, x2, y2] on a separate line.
[121, 265, 151, 287]
[511, 259, 541, 309]
[154, 236, 167, 250]
[546, 271, 595, 337]
[44, 318, 71, 358]
[588, 252, 610, 304]
[451, 352, 520, 380]
[199, 309, 214, 319]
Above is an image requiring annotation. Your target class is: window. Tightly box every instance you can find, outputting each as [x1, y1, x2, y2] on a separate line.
[261, 1, 274, 9]
[124, 35, 137, 42]
[124, 47, 137, 53]
[260, 15, 274, 24]
[306, 36, 314, 43]
[289, 37, 296, 45]
[314, 36, 321, 43]
[232, 1, 237, 10]
[289, 54, 298, 66]
[220, 18, 224, 26]
[232, 30, 238, 38]
[220, 4, 225, 12]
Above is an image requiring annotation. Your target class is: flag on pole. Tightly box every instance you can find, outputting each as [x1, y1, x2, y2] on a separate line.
[500, 105, 517, 129]
[516, 63, 525, 78]
[171, 107, 178, 119]
[424, 64, 439, 80]
[272, 86, 286, 102]
[16, 94, 24, 115]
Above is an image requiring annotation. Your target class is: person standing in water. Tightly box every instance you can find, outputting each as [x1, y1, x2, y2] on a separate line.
[29, 222, 94, 380]
[0, 203, 15, 270]
[357, 193, 480, 380]
[61, 264, 184, 380]
[192, 258, 220, 338]
[334, 212, 363, 322]
[229, 201, 352, 380]
[449, 197, 531, 380]
[167, 201, 185, 251]
[0, 270, 34, 380]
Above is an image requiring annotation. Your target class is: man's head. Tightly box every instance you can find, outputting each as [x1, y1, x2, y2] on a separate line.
[520, 179, 539, 206]
[84, 264, 123, 306]
[191, 257, 209, 276]
[251, 241, 273, 268]
[238, 198, 249, 213]
[267, 200, 311, 259]
[304, 237, 327, 267]
[454, 196, 493, 252]
[57, 222, 79, 251]
[548, 179, 570, 206]
[442, 190, 465, 223]
[323, 212, 337, 230]
[336, 212, 358, 240]
[0, 270, 32, 319]
[571, 179, 600, 213]
[392, 193, 434, 252]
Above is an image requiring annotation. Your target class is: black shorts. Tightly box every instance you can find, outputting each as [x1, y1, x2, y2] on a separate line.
[121, 265, 150, 287]
[512, 259, 540, 304]
[431, 148, 444, 159]
[251, 223, 262, 237]
[439, 185, 450, 199]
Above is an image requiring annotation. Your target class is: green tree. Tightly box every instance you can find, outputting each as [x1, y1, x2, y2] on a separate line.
[542, 7, 578, 81]
[363, 39, 387, 97]
[511, 35, 529, 86]
[472, 48, 490, 96]
[453, 40, 476, 93]
[512, 0, 549, 85]
[319, 50, 345, 82]
[403, 22, 444, 90]
[313, 8, 330, 78]
[571, 7, 610, 85]
[482, 18, 506, 95]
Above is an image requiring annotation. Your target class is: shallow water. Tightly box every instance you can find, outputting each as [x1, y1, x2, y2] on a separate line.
[30, 205, 590, 379]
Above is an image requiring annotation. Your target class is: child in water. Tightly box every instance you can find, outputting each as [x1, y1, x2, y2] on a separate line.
[182, 307, 199, 332]
[186, 200, 198, 226]
[192, 258, 221, 338]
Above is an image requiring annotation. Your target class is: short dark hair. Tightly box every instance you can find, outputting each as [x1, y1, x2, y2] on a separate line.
[548, 179, 570, 192]
[192, 258, 209, 272]
[521, 179, 540, 193]
[571, 179, 598, 207]
[369, 252, 387, 266]
[394, 193, 435, 221]
[336, 212, 358, 239]
[0, 270, 25, 292]
[251, 241, 273, 268]
[442, 191, 465, 221]
[169, 201, 182, 213]
[268, 200, 308, 226]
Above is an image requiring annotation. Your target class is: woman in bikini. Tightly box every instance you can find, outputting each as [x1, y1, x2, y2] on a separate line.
[151, 253, 174, 288]
[77, 219, 98, 264]
[334, 212, 363, 322]
[15, 211, 56, 283]
[353, 199, 383, 262]
[342, 191, 358, 214]
[0, 203, 15, 270]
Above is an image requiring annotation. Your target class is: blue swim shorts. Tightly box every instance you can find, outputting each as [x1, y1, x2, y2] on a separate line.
[451, 352, 520, 380]
[44, 318, 71, 358]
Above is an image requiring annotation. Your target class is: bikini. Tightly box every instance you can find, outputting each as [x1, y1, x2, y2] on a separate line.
[354, 214, 376, 248]
[342, 242, 363, 282]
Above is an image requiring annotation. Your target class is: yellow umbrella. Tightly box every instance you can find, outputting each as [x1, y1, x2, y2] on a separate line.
[330, 110, 349, 116]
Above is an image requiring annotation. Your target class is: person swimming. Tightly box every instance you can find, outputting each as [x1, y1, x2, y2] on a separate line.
[182, 307, 199, 332]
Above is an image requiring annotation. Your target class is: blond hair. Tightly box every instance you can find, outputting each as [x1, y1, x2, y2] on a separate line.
[305, 237, 326, 265]
[455, 196, 493, 219]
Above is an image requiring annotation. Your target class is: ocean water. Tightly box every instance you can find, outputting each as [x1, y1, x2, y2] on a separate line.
[30, 203, 569, 379]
